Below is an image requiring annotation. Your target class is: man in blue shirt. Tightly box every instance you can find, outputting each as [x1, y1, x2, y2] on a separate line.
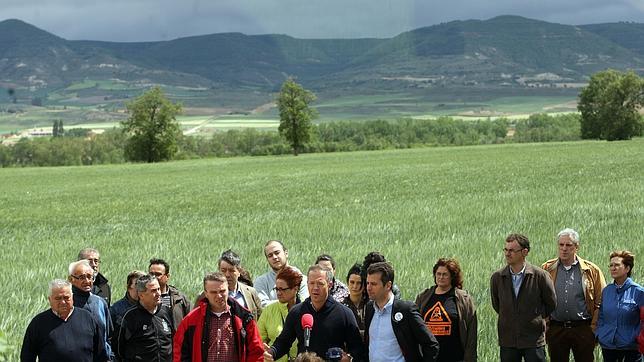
[365, 262, 439, 362]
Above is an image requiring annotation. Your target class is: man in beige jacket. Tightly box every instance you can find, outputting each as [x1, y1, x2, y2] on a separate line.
[542, 228, 606, 362]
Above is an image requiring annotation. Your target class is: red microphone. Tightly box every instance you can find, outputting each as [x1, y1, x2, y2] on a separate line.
[301, 313, 314, 349]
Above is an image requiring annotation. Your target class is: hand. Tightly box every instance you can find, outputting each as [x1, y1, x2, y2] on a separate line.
[340, 352, 353, 362]
[263, 343, 274, 362]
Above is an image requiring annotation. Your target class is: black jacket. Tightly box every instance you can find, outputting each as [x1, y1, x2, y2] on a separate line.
[116, 303, 174, 362]
[270, 297, 366, 361]
[92, 272, 112, 306]
[364, 298, 439, 362]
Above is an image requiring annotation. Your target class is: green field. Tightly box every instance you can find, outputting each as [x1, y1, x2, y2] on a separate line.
[1, 139, 643, 359]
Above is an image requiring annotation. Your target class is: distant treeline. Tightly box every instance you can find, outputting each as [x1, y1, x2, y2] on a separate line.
[1, 113, 635, 168]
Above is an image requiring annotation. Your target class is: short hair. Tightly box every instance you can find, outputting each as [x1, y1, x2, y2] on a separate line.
[68, 259, 92, 276]
[276, 266, 303, 290]
[149, 258, 170, 274]
[610, 250, 635, 277]
[135, 274, 157, 293]
[219, 249, 241, 268]
[77, 248, 99, 260]
[315, 254, 336, 270]
[346, 263, 362, 282]
[264, 240, 287, 256]
[557, 228, 580, 245]
[307, 265, 333, 284]
[203, 271, 227, 288]
[433, 258, 464, 289]
[48, 279, 72, 296]
[294, 352, 323, 362]
[505, 233, 530, 251]
[126, 270, 147, 287]
[367, 261, 395, 286]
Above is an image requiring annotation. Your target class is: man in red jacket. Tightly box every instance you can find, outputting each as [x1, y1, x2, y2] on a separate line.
[173, 272, 263, 362]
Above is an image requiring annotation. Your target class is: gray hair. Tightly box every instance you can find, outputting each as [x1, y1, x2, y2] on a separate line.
[78, 248, 99, 260]
[308, 265, 334, 284]
[48, 279, 72, 296]
[557, 228, 580, 245]
[135, 274, 158, 293]
[68, 259, 92, 276]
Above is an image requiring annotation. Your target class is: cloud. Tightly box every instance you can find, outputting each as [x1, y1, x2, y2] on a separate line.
[2, 0, 643, 41]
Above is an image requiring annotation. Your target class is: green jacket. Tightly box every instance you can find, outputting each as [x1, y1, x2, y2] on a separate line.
[257, 301, 297, 362]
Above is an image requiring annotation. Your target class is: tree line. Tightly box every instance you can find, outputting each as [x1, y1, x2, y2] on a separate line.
[0, 70, 642, 168]
[0, 112, 617, 168]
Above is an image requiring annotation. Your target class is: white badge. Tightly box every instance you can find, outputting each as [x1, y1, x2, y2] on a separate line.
[394, 312, 403, 322]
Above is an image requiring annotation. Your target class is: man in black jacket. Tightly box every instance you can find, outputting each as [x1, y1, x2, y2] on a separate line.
[116, 274, 173, 362]
[78, 247, 112, 306]
[264, 265, 366, 361]
[365, 262, 439, 362]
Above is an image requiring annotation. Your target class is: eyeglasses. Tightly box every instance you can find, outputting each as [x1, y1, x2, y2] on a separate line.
[150, 272, 166, 277]
[273, 286, 292, 293]
[503, 248, 524, 254]
[70, 274, 94, 281]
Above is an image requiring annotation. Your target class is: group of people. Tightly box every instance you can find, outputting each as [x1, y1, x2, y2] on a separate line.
[19, 230, 644, 362]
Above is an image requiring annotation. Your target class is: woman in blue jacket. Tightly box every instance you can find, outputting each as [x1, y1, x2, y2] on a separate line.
[596, 250, 644, 362]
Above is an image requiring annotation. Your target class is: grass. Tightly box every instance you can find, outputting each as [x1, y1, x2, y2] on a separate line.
[1, 139, 642, 359]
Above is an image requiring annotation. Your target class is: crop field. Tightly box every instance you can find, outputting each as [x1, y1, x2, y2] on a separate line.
[1, 138, 643, 359]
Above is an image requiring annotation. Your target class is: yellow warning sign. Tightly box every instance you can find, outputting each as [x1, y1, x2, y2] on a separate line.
[423, 301, 452, 336]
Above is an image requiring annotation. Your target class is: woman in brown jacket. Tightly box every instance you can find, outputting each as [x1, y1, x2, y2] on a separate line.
[415, 258, 478, 362]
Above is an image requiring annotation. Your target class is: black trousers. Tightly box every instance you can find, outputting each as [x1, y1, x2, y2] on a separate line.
[601, 349, 642, 362]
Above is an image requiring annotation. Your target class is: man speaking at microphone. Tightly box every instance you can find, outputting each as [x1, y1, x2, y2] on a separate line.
[263, 265, 366, 361]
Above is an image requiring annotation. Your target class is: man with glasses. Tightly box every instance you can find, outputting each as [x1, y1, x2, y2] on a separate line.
[490, 233, 556, 362]
[21, 279, 107, 362]
[148, 258, 191, 331]
[78, 247, 112, 306]
[254, 240, 308, 307]
[68, 259, 114, 360]
[541, 228, 606, 362]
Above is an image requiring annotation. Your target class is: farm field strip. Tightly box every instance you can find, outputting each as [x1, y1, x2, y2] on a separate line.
[0, 139, 642, 359]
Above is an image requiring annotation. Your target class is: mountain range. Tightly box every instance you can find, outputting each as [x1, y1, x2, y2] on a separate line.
[1, 15, 643, 107]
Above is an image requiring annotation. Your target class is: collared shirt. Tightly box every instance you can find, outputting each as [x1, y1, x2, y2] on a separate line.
[229, 283, 247, 308]
[551, 258, 589, 321]
[510, 264, 526, 297]
[207, 308, 237, 362]
[368, 294, 404, 362]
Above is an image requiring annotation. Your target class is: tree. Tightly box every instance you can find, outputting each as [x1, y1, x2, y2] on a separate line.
[52, 120, 59, 137]
[277, 78, 317, 155]
[578, 70, 644, 141]
[121, 86, 182, 162]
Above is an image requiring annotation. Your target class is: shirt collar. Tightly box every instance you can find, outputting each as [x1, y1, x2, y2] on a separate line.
[509, 263, 526, 276]
[375, 292, 394, 312]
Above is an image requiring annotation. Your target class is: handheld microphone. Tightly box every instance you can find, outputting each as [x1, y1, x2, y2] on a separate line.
[301, 313, 314, 349]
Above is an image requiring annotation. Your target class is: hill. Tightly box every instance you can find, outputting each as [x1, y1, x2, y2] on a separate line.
[0, 16, 643, 122]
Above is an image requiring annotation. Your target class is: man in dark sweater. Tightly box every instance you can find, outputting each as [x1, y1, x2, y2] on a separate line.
[263, 265, 366, 361]
[21, 279, 107, 362]
[78, 248, 112, 306]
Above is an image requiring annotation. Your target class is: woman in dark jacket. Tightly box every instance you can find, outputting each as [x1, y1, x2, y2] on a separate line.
[415, 258, 478, 362]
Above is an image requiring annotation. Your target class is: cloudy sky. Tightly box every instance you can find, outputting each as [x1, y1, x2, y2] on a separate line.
[3, 0, 644, 42]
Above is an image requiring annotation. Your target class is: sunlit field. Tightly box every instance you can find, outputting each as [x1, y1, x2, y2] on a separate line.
[1, 139, 642, 359]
